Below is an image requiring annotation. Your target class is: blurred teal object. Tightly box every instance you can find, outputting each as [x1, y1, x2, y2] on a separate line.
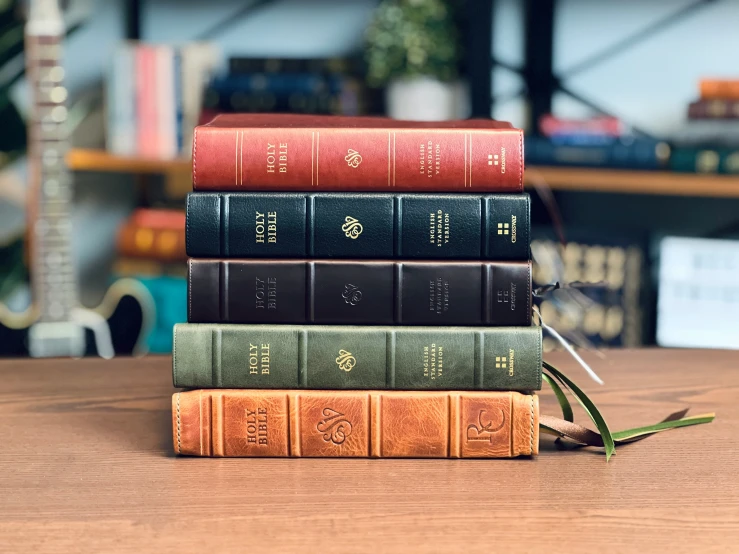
[114, 275, 186, 354]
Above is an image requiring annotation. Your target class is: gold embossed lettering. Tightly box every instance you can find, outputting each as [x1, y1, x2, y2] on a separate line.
[255, 211, 265, 243]
[266, 143, 275, 173]
[279, 143, 288, 173]
[508, 348, 515, 376]
[260, 343, 270, 374]
[267, 211, 277, 243]
[249, 344, 258, 374]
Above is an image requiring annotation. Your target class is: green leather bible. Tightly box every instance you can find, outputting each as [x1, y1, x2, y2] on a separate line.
[173, 324, 542, 391]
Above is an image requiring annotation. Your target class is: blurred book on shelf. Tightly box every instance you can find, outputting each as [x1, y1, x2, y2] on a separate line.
[106, 41, 220, 159]
[538, 115, 625, 146]
[525, 115, 670, 171]
[112, 208, 187, 353]
[669, 78, 739, 174]
[531, 228, 648, 352]
[656, 237, 739, 350]
[199, 55, 381, 124]
[116, 208, 186, 263]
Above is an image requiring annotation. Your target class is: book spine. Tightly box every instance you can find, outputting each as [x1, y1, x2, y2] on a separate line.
[172, 323, 542, 391]
[173, 48, 184, 155]
[155, 45, 177, 159]
[192, 125, 523, 192]
[172, 389, 539, 458]
[186, 192, 530, 260]
[106, 43, 136, 156]
[700, 80, 739, 100]
[688, 99, 739, 119]
[187, 259, 531, 325]
[525, 136, 669, 170]
[136, 45, 158, 158]
[670, 147, 739, 174]
[181, 43, 220, 157]
[117, 223, 187, 261]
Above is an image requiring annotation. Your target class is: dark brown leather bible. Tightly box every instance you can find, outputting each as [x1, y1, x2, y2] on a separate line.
[188, 259, 532, 326]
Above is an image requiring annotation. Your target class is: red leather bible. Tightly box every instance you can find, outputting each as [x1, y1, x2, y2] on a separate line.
[192, 114, 523, 192]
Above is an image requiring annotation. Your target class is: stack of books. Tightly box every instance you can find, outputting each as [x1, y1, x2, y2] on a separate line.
[525, 114, 670, 171]
[106, 42, 220, 159]
[200, 55, 378, 124]
[671, 78, 739, 174]
[172, 114, 543, 459]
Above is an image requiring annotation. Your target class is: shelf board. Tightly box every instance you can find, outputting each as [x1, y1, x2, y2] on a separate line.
[66, 149, 739, 198]
[525, 166, 739, 198]
[66, 148, 190, 174]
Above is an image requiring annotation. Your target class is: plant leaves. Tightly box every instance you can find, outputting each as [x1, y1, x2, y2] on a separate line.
[542, 373, 573, 422]
[544, 361, 616, 461]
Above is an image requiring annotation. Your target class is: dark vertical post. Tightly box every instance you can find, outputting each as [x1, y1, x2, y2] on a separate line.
[523, 0, 556, 133]
[125, 0, 142, 40]
[465, 0, 494, 118]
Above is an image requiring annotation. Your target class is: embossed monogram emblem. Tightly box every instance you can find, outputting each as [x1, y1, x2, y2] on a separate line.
[341, 216, 363, 239]
[466, 409, 505, 443]
[335, 349, 356, 372]
[316, 407, 353, 445]
[345, 149, 362, 168]
[342, 283, 363, 305]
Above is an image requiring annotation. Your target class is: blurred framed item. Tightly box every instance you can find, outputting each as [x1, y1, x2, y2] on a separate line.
[657, 237, 739, 350]
[532, 227, 649, 352]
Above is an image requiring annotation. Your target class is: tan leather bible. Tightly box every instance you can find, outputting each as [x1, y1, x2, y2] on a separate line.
[173, 390, 539, 458]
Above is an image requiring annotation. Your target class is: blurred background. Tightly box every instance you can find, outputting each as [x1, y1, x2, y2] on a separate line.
[1, 0, 737, 357]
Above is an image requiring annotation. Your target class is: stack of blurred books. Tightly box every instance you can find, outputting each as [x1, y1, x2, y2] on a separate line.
[671, 79, 739, 174]
[106, 42, 220, 159]
[200, 56, 380, 123]
[113, 208, 187, 353]
[524, 115, 670, 171]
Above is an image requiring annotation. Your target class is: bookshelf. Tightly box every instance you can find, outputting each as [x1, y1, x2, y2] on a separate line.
[66, 148, 739, 199]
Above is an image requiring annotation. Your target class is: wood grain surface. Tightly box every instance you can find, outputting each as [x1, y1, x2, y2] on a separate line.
[0, 349, 736, 554]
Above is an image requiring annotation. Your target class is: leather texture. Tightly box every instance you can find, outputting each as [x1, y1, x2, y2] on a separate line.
[191, 113, 523, 192]
[186, 192, 530, 260]
[187, 259, 532, 325]
[173, 389, 539, 458]
[172, 323, 542, 391]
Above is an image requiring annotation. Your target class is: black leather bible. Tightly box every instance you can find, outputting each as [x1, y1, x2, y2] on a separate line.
[186, 192, 530, 260]
[188, 259, 532, 326]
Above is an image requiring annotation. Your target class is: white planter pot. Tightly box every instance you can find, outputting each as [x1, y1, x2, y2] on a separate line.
[386, 77, 469, 121]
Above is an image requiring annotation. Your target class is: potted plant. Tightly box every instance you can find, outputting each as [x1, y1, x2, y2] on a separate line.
[365, 0, 467, 121]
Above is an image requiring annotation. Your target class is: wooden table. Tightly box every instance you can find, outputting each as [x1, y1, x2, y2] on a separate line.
[0, 349, 736, 553]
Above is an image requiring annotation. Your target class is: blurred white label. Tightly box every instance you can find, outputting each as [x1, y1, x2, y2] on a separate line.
[657, 237, 739, 349]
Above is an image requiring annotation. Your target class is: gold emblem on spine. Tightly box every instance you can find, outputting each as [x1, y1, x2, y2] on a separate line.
[335, 350, 356, 372]
[345, 149, 362, 168]
[341, 216, 363, 239]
